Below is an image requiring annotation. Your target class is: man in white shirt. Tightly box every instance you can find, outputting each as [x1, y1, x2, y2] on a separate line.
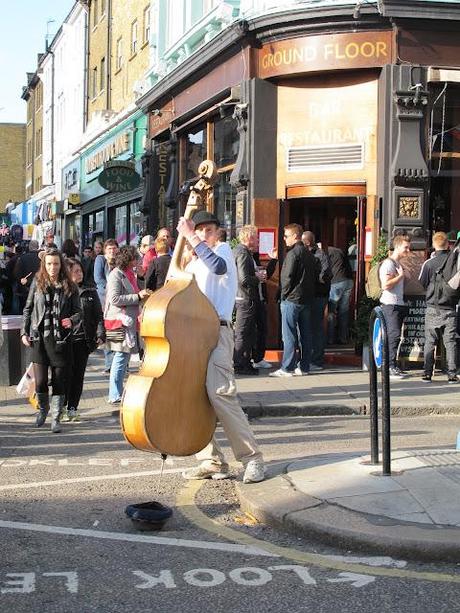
[378, 234, 411, 380]
[176, 210, 265, 484]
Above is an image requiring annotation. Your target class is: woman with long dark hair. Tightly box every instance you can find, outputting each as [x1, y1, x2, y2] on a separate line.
[104, 246, 150, 403]
[64, 258, 105, 422]
[21, 249, 81, 432]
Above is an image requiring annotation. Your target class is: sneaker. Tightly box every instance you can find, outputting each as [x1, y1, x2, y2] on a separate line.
[61, 408, 70, 422]
[421, 374, 432, 383]
[253, 359, 272, 369]
[108, 398, 121, 405]
[447, 373, 459, 384]
[243, 460, 266, 484]
[182, 465, 230, 481]
[67, 407, 78, 421]
[309, 364, 324, 371]
[269, 368, 293, 378]
[294, 367, 309, 376]
[389, 367, 408, 380]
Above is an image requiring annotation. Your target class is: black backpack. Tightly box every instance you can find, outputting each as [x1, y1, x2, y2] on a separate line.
[433, 239, 460, 308]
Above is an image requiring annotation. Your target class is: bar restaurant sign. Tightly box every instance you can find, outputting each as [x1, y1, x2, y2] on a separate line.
[98, 160, 141, 193]
[258, 30, 394, 78]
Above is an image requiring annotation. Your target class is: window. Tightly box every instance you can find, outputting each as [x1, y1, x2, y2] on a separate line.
[35, 84, 43, 111]
[92, 66, 98, 98]
[114, 205, 128, 246]
[35, 128, 42, 158]
[180, 114, 239, 237]
[116, 38, 123, 70]
[93, 0, 98, 27]
[214, 115, 238, 168]
[35, 176, 42, 193]
[143, 6, 151, 44]
[27, 140, 33, 166]
[100, 57, 105, 91]
[184, 124, 207, 180]
[131, 20, 138, 56]
[100, 0, 106, 16]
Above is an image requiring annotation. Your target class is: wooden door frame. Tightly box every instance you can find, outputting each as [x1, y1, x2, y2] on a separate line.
[286, 182, 366, 199]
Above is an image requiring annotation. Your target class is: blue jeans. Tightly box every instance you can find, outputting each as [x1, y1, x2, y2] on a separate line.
[328, 279, 353, 344]
[108, 351, 130, 402]
[311, 295, 328, 366]
[280, 300, 312, 372]
[104, 349, 114, 371]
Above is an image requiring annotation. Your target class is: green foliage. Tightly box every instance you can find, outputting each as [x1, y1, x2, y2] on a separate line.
[352, 295, 379, 347]
[353, 231, 388, 348]
[230, 237, 240, 249]
[370, 232, 389, 266]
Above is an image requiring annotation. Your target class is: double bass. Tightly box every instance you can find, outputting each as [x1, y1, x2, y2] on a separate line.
[120, 160, 220, 456]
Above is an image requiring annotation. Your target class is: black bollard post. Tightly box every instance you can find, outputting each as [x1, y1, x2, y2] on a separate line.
[368, 310, 379, 465]
[378, 307, 392, 475]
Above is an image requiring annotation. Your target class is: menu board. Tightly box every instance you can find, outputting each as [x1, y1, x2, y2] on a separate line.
[399, 296, 426, 361]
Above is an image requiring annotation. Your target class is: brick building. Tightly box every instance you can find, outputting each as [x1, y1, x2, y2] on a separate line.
[0, 123, 26, 210]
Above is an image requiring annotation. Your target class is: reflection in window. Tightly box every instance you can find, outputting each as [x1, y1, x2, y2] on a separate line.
[214, 115, 238, 168]
[115, 205, 128, 246]
[185, 124, 207, 179]
[214, 171, 237, 240]
[130, 201, 141, 244]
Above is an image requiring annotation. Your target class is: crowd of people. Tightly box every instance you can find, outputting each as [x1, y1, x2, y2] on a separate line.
[10, 212, 454, 483]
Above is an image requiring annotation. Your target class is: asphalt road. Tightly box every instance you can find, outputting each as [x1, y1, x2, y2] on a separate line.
[1, 412, 460, 612]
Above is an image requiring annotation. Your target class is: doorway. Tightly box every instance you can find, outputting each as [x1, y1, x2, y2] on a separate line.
[288, 196, 357, 253]
[285, 188, 366, 363]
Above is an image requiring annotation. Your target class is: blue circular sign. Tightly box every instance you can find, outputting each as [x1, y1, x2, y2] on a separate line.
[373, 318, 383, 368]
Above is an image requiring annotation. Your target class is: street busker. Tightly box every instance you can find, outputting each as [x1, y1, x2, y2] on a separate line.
[21, 248, 81, 433]
[178, 210, 265, 484]
[62, 259, 105, 422]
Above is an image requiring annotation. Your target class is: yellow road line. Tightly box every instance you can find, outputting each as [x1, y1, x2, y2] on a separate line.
[177, 481, 460, 584]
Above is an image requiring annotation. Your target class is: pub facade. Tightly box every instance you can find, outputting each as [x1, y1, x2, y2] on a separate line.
[136, 0, 460, 349]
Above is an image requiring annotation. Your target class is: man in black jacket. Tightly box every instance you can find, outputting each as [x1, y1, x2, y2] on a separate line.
[233, 225, 262, 375]
[270, 223, 317, 377]
[13, 240, 41, 313]
[419, 231, 459, 383]
[302, 231, 331, 370]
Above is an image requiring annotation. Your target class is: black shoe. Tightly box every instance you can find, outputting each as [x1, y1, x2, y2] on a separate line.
[235, 367, 259, 376]
[447, 373, 459, 384]
[421, 374, 432, 383]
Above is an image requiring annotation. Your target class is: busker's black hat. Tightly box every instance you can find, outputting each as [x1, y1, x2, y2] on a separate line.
[192, 210, 220, 228]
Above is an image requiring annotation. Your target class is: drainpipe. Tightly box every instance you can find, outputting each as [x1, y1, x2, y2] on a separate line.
[106, 0, 112, 110]
[83, 4, 90, 130]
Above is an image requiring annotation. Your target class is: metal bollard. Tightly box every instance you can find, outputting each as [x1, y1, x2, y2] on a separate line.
[368, 306, 392, 475]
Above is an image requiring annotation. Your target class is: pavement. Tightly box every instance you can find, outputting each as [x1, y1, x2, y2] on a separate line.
[2, 350, 460, 562]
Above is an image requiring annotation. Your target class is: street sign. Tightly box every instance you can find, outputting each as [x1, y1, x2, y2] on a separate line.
[98, 160, 141, 193]
[373, 317, 383, 368]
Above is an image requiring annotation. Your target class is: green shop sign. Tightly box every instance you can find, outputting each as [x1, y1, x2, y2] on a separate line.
[98, 160, 141, 193]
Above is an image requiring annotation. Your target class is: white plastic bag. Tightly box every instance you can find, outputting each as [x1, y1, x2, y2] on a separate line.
[16, 362, 35, 397]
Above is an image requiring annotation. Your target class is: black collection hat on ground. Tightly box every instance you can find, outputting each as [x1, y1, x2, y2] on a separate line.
[192, 210, 220, 227]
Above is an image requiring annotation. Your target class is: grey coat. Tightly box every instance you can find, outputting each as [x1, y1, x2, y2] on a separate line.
[104, 268, 140, 354]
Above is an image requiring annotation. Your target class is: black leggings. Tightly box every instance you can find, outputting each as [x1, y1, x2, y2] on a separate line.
[67, 340, 89, 410]
[34, 363, 67, 396]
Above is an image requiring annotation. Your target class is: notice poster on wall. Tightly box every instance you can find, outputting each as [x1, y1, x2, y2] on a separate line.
[258, 228, 277, 258]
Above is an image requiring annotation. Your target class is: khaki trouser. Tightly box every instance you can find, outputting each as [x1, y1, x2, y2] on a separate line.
[196, 325, 263, 468]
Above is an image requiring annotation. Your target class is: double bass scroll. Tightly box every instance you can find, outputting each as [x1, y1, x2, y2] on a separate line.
[120, 160, 220, 456]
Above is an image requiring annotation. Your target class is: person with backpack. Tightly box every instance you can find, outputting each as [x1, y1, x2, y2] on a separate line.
[418, 232, 459, 383]
[378, 234, 411, 380]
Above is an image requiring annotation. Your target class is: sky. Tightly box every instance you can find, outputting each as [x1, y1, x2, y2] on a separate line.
[0, 0, 75, 124]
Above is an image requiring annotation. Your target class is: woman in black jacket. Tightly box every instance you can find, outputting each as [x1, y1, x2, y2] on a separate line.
[64, 258, 105, 422]
[21, 248, 81, 432]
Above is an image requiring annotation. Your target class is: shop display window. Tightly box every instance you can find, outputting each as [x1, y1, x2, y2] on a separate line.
[114, 205, 128, 246]
[180, 114, 238, 238]
[428, 84, 460, 233]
